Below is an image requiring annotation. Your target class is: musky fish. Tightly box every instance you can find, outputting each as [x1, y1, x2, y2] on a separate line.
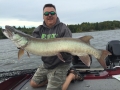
[2, 25, 111, 69]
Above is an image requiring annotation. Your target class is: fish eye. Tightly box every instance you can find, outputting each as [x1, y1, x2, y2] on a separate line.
[14, 32, 17, 34]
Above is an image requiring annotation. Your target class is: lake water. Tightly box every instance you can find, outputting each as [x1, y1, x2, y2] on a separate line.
[0, 29, 120, 72]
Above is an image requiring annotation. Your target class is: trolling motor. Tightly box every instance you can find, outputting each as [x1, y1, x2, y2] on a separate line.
[106, 40, 120, 68]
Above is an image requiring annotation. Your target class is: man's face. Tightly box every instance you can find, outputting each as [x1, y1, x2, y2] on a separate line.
[43, 7, 57, 27]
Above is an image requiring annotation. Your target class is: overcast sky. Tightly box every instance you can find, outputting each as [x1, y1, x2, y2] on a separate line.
[0, 0, 120, 28]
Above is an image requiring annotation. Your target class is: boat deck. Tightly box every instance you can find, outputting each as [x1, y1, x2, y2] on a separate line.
[16, 78, 120, 90]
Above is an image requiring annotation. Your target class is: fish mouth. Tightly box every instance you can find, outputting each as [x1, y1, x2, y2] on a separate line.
[2, 29, 12, 38]
[3, 25, 15, 38]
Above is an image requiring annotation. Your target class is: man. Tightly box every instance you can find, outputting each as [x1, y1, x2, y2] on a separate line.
[30, 3, 83, 90]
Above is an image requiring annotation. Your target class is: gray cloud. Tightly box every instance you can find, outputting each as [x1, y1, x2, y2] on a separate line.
[0, 0, 120, 27]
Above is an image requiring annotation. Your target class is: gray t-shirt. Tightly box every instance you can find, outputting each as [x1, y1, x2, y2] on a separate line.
[32, 18, 72, 69]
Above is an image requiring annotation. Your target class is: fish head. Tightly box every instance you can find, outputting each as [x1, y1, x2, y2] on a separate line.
[2, 25, 28, 48]
[4, 25, 21, 40]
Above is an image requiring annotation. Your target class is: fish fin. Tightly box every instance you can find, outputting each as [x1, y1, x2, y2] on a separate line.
[27, 52, 30, 58]
[18, 49, 24, 60]
[79, 35, 93, 44]
[97, 50, 111, 69]
[78, 55, 91, 67]
[57, 53, 65, 62]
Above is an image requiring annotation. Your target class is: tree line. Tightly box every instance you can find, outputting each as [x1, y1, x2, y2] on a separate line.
[0, 20, 120, 39]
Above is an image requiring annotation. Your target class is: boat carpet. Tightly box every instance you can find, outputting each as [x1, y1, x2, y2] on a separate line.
[18, 79, 120, 90]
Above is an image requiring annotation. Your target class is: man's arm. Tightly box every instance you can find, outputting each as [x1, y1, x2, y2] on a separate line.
[60, 23, 72, 38]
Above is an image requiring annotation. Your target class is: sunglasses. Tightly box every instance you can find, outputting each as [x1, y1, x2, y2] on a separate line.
[44, 11, 56, 16]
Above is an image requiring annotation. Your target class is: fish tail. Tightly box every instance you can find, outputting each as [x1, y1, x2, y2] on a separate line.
[97, 50, 111, 69]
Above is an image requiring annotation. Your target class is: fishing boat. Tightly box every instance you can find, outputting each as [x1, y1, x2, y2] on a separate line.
[0, 40, 120, 90]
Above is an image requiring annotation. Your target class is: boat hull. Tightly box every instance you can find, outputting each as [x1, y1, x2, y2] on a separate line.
[0, 67, 120, 90]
